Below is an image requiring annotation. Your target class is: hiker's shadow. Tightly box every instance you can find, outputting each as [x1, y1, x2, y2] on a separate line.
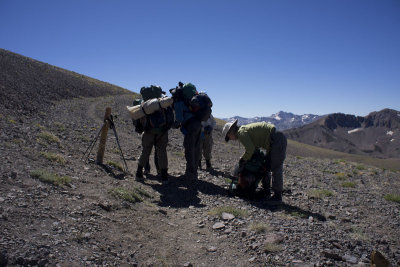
[145, 174, 226, 209]
[250, 196, 326, 222]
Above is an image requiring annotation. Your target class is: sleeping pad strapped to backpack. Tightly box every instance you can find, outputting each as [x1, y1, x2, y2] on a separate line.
[133, 86, 173, 132]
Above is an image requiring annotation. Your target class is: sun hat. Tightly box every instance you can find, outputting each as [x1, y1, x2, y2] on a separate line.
[222, 119, 238, 142]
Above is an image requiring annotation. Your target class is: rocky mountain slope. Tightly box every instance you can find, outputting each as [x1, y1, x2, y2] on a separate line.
[1, 49, 399, 266]
[223, 111, 321, 131]
[284, 110, 400, 159]
[0, 48, 133, 116]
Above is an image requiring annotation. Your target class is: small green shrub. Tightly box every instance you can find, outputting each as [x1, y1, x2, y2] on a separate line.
[295, 156, 303, 159]
[224, 178, 232, 184]
[335, 172, 347, 180]
[264, 243, 283, 253]
[107, 161, 124, 172]
[308, 189, 334, 199]
[334, 159, 347, 164]
[355, 164, 366, 170]
[249, 222, 270, 233]
[208, 206, 248, 218]
[342, 181, 356, 188]
[37, 131, 60, 145]
[35, 123, 45, 130]
[54, 122, 66, 131]
[31, 169, 71, 187]
[384, 194, 400, 203]
[174, 151, 185, 158]
[40, 152, 66, 165]
[134, 187, 152, 198]
[110, 187, 143, 203]
[288, 211, 308, 219]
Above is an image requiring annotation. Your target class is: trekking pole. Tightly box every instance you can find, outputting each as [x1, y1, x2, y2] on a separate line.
[81, 124, 105, 162]
[106, 114, 129, 173]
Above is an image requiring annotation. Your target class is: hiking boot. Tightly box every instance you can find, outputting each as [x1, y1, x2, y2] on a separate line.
[206, 160, 212, 169]
[144, 162, 150, 174]
[161, 169, 168, 184]
[184, 171, 198, 180]
[136, 165, 144, 181]
[269, 192, 282, 202]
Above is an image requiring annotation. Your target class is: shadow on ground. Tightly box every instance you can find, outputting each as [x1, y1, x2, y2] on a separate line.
[145, 174, 227, 208]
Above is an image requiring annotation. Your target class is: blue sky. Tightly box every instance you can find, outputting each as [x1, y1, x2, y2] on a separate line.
[1, 0, 399, 118]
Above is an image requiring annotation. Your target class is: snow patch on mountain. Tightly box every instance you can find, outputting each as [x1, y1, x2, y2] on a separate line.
[223, 111, 322, 131]
[348, 128, 362, 134]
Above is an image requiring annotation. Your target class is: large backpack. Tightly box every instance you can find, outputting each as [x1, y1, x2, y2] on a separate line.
[140, 85, 163, 101]
[147, 107, 174, 130]
[138, 87, 174, 130]
[229, 149, 268, 196]
[190, 92, 213, 121]
[169, 82, 197, 103]
[170, 83, 212, 121]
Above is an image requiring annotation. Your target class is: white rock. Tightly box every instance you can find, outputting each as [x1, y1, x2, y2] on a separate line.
[212, 222, 225, 230]
[222, 212, 235, 220]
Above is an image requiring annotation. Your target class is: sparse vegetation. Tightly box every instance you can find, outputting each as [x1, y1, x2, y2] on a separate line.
[12, 138, 22, 145]
[335, 172, 347, 180]
[249, 222, 270, 233]
[224, 178, 232, 184]
[264, 243, 283, 253]
[30, 169, 71, 187]
[110, 187, 148, 203]
[355, 164, 366, 170]
[342, 181, 356, 188]
[308, 189, 334, 199]
[334, 159, 347, 164]
[173, 151, 185, 158]
[134, 187, 152, 198]
[208, 206, 248, 218]
[384, 194, 400, 203]
[54, 122, 66, 131]
[37, 131, 61, 145]
[35, 123, 45, 130]
[40, 152, 66, 165]
[107, 161, 124, 172]
[350, 226, 369, 242]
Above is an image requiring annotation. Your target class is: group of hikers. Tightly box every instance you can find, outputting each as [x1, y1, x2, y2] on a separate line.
[131, 82, 287, 202]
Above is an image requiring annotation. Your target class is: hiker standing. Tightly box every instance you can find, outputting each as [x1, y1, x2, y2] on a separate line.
[135, 86, 174, 183]
[170, 82, 212, 179]
[199, 114, 216, 170]
[222, 120, 287, 201]
[132, 98, 157, 174]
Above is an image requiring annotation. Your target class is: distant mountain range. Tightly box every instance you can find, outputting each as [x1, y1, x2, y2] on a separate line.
[284, 109, 400, 159]
[223, 111, 322, 131]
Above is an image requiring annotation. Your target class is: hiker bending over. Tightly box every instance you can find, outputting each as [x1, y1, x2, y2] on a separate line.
[222, 120, 287, 201]
[170, 82, 212, 179]
[199, 114, 216, 170]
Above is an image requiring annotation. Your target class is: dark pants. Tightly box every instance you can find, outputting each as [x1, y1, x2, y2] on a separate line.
[138, 130, 168, 173]
[263, 131, 287, 193]
[183, 119, 202, 176]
